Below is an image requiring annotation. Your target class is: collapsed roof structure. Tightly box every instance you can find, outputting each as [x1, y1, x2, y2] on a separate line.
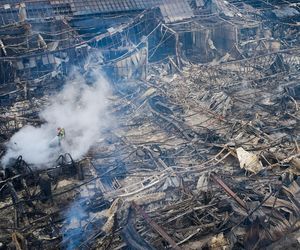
[0, 0, 300, 249]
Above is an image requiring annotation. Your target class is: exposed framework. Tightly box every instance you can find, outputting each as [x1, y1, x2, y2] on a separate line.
[0, 0, 300, 249]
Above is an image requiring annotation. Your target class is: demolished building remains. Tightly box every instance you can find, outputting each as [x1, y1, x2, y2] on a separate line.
[0, 0, 300, 249]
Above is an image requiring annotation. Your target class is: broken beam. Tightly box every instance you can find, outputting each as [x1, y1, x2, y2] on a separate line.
[131, 201, 182, 250]
[210, 173, 248, 211]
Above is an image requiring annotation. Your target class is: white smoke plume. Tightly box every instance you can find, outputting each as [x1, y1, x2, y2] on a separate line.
[1, 69, 111, 166]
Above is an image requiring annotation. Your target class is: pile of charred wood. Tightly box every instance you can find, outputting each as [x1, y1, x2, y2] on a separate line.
[0, 44, 299, 250]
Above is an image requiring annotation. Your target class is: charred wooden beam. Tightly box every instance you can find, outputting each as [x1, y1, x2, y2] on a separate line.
[131, 201, 182, 250]
[122, 206, 155, 250]
[38, 173, 52, 203]
[210, 173, 248, 211]
[7, 182, 26, 228]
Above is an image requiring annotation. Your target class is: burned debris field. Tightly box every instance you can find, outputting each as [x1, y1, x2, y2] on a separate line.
[0, 0, 300, 249]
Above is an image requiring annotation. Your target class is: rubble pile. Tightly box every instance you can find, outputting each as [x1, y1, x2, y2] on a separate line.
[1, 51, 300, 249]
[0, 0, 299, 249]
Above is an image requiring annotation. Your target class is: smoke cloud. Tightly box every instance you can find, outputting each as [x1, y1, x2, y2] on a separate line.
[1, 68, 111, 166]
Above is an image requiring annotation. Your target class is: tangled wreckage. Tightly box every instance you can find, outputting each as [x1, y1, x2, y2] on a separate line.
[0, 0, 300, 249]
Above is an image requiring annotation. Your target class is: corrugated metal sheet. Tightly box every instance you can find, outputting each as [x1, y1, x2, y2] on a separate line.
[49, 0, 163, 15]
[0, 1, 55, 25]
[115, 46, 147, 80]
[0, 0, 194, 24]
[195, 0, 205, 7]
[159, 0, 194, 23]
